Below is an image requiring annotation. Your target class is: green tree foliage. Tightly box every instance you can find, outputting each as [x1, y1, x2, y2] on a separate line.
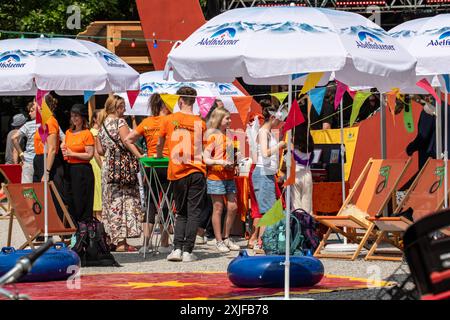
[0, 0, 138, 35]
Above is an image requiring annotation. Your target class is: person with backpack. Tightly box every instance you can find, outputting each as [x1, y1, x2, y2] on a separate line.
[250, 100, 286, 254]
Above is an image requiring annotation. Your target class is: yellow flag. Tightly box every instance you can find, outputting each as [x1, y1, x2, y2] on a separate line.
[300, 72, 324, 95]
[160, 94, 180, 112]
[41, 98, 53, 125]
[257, 199, 285, 227]
[270, 92, 288, 104]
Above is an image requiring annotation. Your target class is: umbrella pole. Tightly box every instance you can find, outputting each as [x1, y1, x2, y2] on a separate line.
[44, 143, 48, 241]
[284, 77, 292, 300]
[445, 92, 448, 208]
[436, 88, 442, 160]
[339, 99, 348, 245]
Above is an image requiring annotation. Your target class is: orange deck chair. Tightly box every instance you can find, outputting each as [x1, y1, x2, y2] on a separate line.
[366, 158, 450, 261]
[4, 182, 76, 249]
[0, 164, 22, 218]
[314, 158, 411, 260]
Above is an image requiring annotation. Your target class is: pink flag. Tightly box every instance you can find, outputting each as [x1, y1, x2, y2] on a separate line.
[334, 80, 348, 110]
[416, 78, 441, 104]
[36, 89, 49, 107]
[127, 90, 140, 109]
[196, 96, 216, 119]
[38, 123, 49, 143]
[347, 87, 356, 99]
[282, 99, 305, 136]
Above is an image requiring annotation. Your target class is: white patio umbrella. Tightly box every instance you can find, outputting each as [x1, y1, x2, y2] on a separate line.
[0, 37, 140, 242]
[119, 70, 244, 116]
[165, 6, 417, 299]
[389, 14, 450, 207]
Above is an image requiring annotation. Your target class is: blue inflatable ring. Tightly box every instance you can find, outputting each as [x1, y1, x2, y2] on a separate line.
[227, 250, 324, 288]
[0, 242, 80, 282]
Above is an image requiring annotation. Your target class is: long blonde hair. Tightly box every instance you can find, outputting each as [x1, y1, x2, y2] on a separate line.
[99, 94, 124, 126]
[206, 107, 230, 131]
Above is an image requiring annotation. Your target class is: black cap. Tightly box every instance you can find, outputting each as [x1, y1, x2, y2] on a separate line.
[71, 104, 88, 118]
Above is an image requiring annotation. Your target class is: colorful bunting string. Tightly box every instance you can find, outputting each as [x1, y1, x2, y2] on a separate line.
[36, 89, 49, 107]
[270, 92, 289, 104]
[334, 80, 348, 110]
[232, 96, 253, 126]
[84, 90, 95, 104]
[127, 90, 140, 109]
[416, 78, 441, 104]
[282, 99, 305, 136]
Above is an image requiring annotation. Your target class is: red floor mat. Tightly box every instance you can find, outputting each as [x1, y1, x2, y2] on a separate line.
[2, 272, 391, 300]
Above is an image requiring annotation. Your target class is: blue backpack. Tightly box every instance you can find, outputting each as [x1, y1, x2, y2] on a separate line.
[262, 213, 304, 256]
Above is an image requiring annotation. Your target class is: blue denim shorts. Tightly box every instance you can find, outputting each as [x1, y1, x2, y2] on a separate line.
[207, 179, 236, 195]
[251, 166, 276, 214]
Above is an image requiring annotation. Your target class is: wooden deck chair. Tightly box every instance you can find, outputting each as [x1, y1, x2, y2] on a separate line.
[366, 158, 450, 261]
[314, 158, 411, 260]
[4, 182, 76, 249]
[0, 164, 22, 218]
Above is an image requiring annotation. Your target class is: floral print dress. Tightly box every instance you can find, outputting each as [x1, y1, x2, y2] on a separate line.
[98, 117, 142, 245]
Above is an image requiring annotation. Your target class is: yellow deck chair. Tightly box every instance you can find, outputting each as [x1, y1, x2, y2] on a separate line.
[366, 158, 450, 261]
[314, 158, 411, 260]
[4, 182, 76, 249]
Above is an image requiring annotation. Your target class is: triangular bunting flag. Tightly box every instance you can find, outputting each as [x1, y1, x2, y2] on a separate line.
[38, 123, 49, 144]
[270, 92, 289, 104]
[334, 80, 348, 110]
[416, 78, 441, 104]
[257, 199, 284, 227]
[282, 99, 305, 136]
[347, 87, 357, 99]
[196, 96, 216, 119]
[127, 90, 140, 109]
[350, 91, 372, 127]
[443, 74, 450, 93]
[300, 72, 324, 95]
[309, 87, 327, 115]
[160, 94, 180, 112]
[232, 96, 253, 126]
[36, 89, 49, 107]
[386, 88, 400, 125]
[41, 98, 53, 125]
[292, 73, 307, 81]
[283, 155, 296, 187]
[404, 101, 414, 133]
[84, 91, 95, 104]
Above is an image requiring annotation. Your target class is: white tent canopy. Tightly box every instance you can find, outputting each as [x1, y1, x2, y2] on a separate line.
[119, 71, 244, 116]
[0, 37, 140, 95]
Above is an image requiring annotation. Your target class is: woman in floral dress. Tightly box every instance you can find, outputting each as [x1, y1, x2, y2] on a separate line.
[96, 94, 143, 252]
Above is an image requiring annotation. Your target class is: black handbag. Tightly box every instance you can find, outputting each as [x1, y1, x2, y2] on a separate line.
[102, 120, 139, 186]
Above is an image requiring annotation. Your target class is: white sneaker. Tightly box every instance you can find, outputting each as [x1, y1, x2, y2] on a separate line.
[195, 235, 207, 244]
[182, 251, 198, 262]
[158, 246, 172, 253]
[216, 240, 231, 253]
[224, 238, 240, 251]
[167, 249, 182, 261]
[206, 238, 217, 246]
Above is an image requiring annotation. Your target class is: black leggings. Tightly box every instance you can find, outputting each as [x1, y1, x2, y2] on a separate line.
[65, 163, 94, 223]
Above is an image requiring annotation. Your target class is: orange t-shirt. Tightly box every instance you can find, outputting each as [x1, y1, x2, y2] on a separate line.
[159, 112, 206, 181]
[64, 129, 95, 164]
[34, 116, 60, 155]
[205, 132, 235, 181]
[136, 116, 169, 157]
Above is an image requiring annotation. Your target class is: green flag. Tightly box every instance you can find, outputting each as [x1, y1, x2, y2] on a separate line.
[257, 199, 285, 227]
[270, 92, 289, 104]
[350, 91, 372, 127]
[403, 101, 414, 133]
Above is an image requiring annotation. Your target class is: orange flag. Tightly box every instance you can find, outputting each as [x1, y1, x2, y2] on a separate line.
[283, 155, 296, 187]
[386, 89, 399, 125]
[232, 96, 253, 126]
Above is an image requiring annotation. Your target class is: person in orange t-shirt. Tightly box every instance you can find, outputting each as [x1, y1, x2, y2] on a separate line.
[125, 93, 172, 254]
[62, 104, 95, 223]
[157, 86, 206, 262]
[203, 107, 240, 253]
